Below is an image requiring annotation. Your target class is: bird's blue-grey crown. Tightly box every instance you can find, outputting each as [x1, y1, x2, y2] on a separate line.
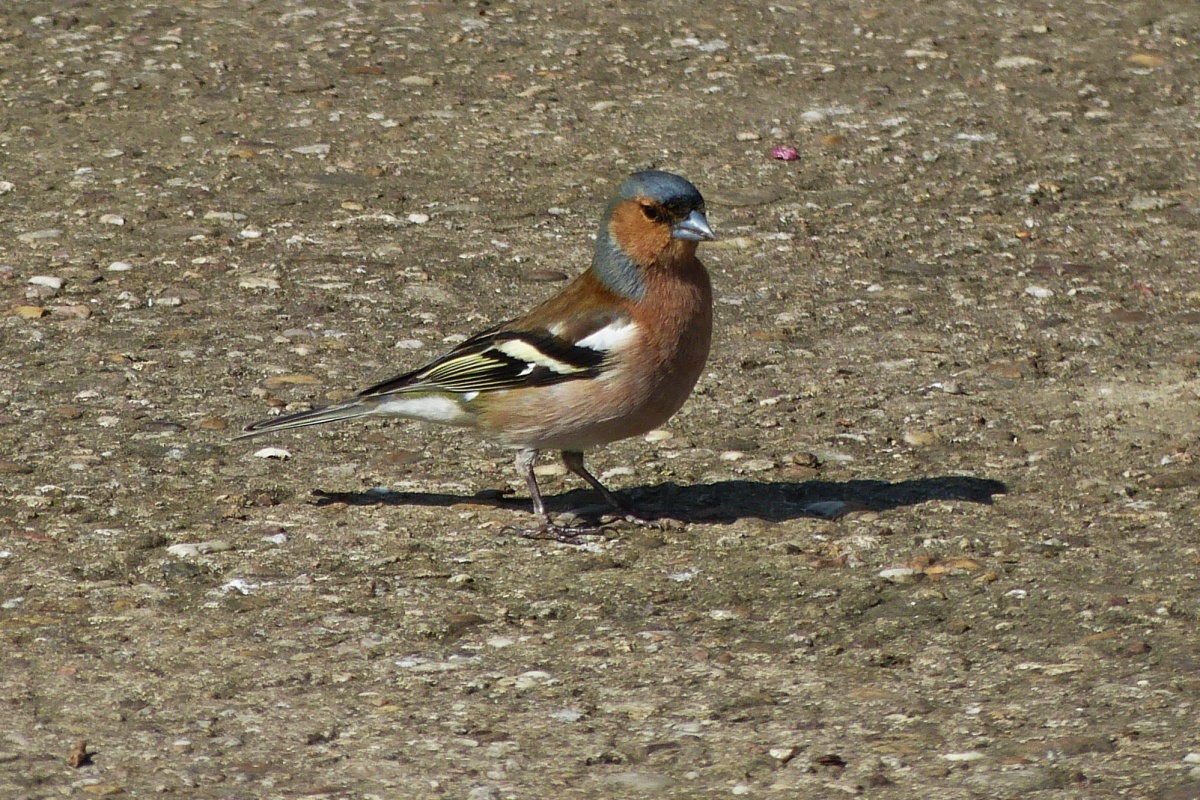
[594, 170, 711, 301]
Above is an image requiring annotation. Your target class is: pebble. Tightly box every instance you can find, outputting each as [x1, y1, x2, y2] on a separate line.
[769, 746, 799, 763]
[167, 541, 233, 557]
[736, 131, 761, 141]
[203, 211, 247, 222]
[941, 750, 985, 762]
[994, 55, 1042, 69]
[108, 261, 133, 272]
[803, 500, 845, 518]
[902, 430, 937, 447]
[0, 180, 14, 194]
[99, 214, 125, 226]
[51, 305, 91, 320]
[1185, 753, 1200, 764]
[238, 229, 262, 239]
[17, 228, 61, 242]
[603, 772, 676, 792]
[291, 143, 331, 155]
[466, 788, 499, 800]
[771, 145, 801, 161]
[878, 567, 923, 584]
[238, 276, 281, 290]
[800, 110, 827, 123]
[644, 429, 673, 443]
[29, 275, 64, 290]
[740, 458, 776, 472]
[407, 213, 430, 224]
[254, 447, 291, 459]
[11, 306, 47, 319]
[1025, 285, 1054, 299]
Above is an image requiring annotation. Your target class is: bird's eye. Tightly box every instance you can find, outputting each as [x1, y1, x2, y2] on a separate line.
[640, 203, 667, 223]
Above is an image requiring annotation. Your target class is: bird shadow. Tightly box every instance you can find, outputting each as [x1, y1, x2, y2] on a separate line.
[309, 475, 1007, 525]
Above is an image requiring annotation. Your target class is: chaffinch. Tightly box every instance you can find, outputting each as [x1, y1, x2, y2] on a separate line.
[240, 170, 715, 539]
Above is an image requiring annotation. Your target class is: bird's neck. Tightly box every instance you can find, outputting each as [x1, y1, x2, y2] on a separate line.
[591, 229, 647, 301]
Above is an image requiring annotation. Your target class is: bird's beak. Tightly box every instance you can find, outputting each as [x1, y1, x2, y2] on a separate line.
[672, 209, 716, 242]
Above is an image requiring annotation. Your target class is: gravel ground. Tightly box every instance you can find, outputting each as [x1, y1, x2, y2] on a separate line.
[2, 0, 1200, 797]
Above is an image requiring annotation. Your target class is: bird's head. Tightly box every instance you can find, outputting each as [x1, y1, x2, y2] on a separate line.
[594, 171, 714, 299]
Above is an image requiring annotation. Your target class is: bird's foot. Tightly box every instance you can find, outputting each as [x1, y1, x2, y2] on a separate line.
[505, 520, 607, 544]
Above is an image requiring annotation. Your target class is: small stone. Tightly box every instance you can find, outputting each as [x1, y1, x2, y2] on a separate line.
[238, 229, 262, 239]
[50, 304, 92, 320]
[399, 75, 435, 86]
[771, 145, 801, 161]
[238, 276, 281, 290]
[994, 55, 1042, 69]
[99, 214, 125, 226]
[0, 180, 14, 194]
[644, 429, 673, 443]
[603, 772, 676, 792]
[769, 746, 799, 763]
[29, 275, 64, 290]
[107, 261, 133, 272]
[941, 751, 986, 762]
[803, 501, 845, 519]
[407, 213, 430, 224]
[878, 567, 923, 584]
[11, 306, 47, 319]
[254, 447, 291, 459]
[736, 131, 761, 141]
[800, 110, 827, 123]
[291, 143, 331, 155]
[264, 373, 322, 388]
[741, 458, 776, 472]
[902, 430, 937, 447]
[17, 228, 62, 242]
[1025, 285, 1054, 299]
[526, 268, 569, 282]
[533, 463, 567, 477]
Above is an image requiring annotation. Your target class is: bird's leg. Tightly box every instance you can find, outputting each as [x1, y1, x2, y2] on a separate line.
[561, 450, 656, 528]
[512, 448, 603, 542]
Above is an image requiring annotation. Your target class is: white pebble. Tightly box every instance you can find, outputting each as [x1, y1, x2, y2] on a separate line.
[407, 213, 430, 224]
[238, 229, 262, 239]
[253, 447, 291, 459]
[261, 533, 289, 545]
[97, 416, 121, 428]
[100, 214, 125, 226]
[18, 228, 62, 241]
[644, 429, 673, 443]
[941, 751, 986, 762]
[0, 180, 14, 194]
[108, 261, 133, 272]
[29, 275, 63, 290]
[878, 567, 922, 583]
[801, 110, 827, 123]
[1025, 285, 1054, 299]
[549, 708, 583, 722]
[239, 276, 281, 290]
[291, 143, 331, 155]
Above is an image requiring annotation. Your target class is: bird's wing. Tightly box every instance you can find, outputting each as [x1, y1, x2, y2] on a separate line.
[356, 310, 633, 399]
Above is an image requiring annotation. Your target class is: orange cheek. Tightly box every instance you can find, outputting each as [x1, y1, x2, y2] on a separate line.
[608, 202, 672, 266]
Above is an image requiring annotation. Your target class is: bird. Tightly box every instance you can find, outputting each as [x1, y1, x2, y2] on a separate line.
[239, 170, 715, 539]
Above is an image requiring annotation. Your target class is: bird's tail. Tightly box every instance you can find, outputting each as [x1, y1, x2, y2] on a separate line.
[236, 401, 372, 440]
